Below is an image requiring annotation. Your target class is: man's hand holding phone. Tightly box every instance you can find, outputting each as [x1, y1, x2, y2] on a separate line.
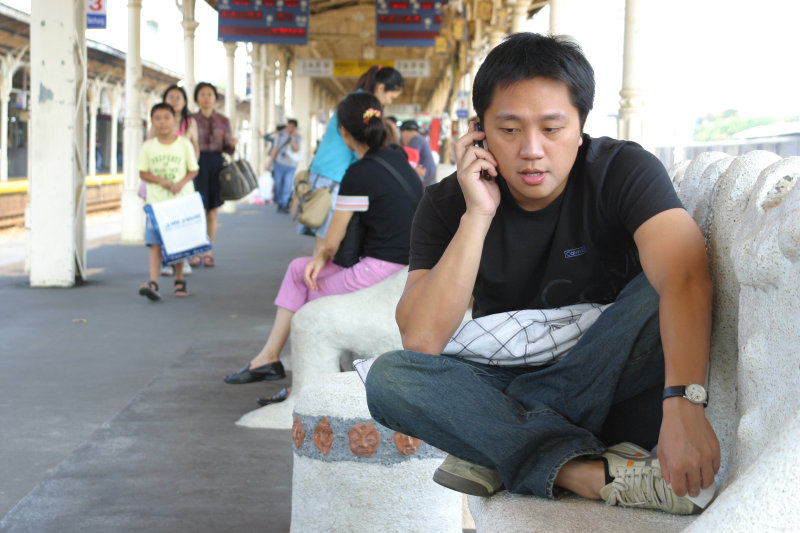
[454, 121, 501, 218]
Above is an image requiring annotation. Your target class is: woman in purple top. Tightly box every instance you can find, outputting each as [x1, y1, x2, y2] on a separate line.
[192, 82, 236, 267]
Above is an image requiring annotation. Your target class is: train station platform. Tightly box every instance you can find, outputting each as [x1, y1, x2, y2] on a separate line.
[0, 203, 311, 532]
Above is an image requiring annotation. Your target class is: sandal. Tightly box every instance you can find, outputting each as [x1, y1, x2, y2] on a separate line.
[174, 279, 188, 297]
[189, 255, 202, 267]
[138, 281, 161, 301]
[203, 255, 215, 267]
[257, 387, 290, 407]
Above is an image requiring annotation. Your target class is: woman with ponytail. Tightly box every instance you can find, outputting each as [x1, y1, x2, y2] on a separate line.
[224, 92, 423, 399]
[301, 66, 405, 245]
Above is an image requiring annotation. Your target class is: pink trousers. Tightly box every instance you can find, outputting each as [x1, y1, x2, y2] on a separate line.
[274, 256, 406, 313]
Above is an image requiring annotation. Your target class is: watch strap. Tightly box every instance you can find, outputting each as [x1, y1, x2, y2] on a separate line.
[663, 385, 708, 407]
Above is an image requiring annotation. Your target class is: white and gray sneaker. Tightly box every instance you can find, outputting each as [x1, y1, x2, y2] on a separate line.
[433, 454, 504, 497]
[599, 442, 714, 515]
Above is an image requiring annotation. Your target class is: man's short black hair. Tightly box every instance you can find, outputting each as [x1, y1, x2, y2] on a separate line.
[150, 102, 175, 118]
[287, 119, 298, 127]
[473, 33, 595, 129]
[400, 120, 419, 132]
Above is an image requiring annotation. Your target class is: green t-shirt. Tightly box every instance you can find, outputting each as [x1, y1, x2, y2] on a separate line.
[138, 136, 200, 205]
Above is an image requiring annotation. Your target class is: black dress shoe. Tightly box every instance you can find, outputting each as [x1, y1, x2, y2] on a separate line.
[224, 361, 286, 384]
[257, 387, 289, 406]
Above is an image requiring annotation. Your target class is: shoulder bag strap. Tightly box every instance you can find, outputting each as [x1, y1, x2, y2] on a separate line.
[364, 153, 422, 208]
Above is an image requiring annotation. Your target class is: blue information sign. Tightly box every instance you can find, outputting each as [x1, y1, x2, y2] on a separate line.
[375, 0, 448, 47]
[217, 0, 309, 45]
[87, 14, 106, 29]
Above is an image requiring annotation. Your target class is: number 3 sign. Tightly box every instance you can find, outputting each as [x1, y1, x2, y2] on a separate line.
[87, 0, 107, 29]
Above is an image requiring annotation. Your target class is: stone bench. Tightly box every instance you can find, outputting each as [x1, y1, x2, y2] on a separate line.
[469, 151, 800, 531]
[289, 371, 462, 532]
[236, 267, 410, 430]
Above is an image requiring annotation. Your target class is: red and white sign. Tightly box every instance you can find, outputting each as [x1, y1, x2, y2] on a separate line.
[87, 0, 107, 29]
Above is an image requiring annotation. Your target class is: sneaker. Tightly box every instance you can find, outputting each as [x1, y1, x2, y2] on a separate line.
[160, 265, 174, 277]
[599, 442, 709, 515]
[183, 259, 192, 276]
[433, 454, 504, 497]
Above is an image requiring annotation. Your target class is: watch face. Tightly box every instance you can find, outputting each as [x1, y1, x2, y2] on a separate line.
[685, 384, 707, 404]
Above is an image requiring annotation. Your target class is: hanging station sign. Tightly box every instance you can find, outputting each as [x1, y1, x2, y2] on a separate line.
[87, 0, 107, 29]
[375, 0, 448, 47]
[217, 0, 309, 45]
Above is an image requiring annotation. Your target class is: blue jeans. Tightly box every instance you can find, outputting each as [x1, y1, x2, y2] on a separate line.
[273, 161, 297, 208]
[365, 273, 665, 498]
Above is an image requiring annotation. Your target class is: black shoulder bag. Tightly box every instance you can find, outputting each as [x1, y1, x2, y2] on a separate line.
[332, 154, 422, 268]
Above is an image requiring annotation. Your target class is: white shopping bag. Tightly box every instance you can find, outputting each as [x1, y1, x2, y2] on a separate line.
[144, 192, 212, 265]
[258, 171, 274, 201]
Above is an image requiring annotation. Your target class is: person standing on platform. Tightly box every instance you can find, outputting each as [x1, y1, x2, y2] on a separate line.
[192, 82, 236, 268]
[148, 84, 200, 277]
[400, 120, 437, 187]
[138, 103, 199, 301]
[267, 118, 302, 213]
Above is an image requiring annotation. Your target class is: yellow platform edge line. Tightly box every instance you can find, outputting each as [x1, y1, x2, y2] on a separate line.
[0, 174, 124, 195]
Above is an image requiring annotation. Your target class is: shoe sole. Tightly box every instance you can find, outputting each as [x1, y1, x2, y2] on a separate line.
[224, 373, 286, 384]
[139, 287, 161, 301]
[432, 468, 499, 497]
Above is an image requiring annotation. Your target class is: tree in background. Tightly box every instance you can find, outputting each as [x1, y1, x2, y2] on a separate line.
[693, 109, 777, 141]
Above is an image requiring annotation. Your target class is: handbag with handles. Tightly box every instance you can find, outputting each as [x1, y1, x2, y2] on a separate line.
[219, 155, 258, 201]
[332, 153, 422, 268]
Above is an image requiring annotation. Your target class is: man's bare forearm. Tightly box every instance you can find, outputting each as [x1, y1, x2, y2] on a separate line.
[396, 213, 492, 354]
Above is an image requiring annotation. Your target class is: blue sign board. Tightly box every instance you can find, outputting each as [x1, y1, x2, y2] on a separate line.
[87, 14, 106, 29]
[217, 0, 309, 45]
[375, 0, 448, 47]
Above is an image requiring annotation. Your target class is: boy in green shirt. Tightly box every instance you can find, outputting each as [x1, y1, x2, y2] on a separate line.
[138, 103, 199, 300]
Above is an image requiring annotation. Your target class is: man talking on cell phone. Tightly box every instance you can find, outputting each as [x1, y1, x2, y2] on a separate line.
[365, 33, 719, 516]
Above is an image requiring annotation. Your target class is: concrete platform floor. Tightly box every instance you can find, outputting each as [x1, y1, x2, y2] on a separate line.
[0, 203, 309, 532]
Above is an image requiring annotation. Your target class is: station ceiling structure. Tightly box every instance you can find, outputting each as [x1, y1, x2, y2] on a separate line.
[203, 0, 545, 108]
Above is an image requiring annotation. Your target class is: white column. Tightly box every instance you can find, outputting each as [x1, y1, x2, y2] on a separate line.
[109, 83, 123, 177]
[224, 41, 237, 123]
[259, 45, 268, 139]
[220, 42, 239, 215]
[121, 0, 144, 243]
[248, 44, 262, 173]
[180, 0, 198, 105]
[549, 0, 565, 34]
[1, 46, 27, 183]
[29, 0, 87, 286]
[508, 0, 530, 34]
[278, 56, 287, 124]
[88, 81, 100, 179]
[265, 45, 276, 133]
[292, 74, 312, 169]
[617, 0, 646, 145]
[258, 44, 270, 169]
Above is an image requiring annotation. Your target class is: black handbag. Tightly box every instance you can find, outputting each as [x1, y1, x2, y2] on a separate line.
[333, 213, 365, 268]
[219, 158, 257, 201]
[332, 154, 421, 268]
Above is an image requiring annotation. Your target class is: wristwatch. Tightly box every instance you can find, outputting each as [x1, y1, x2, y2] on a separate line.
[663, 383, 709, 407]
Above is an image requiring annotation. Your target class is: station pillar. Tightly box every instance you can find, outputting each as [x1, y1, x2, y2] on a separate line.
[28, 0, 87, 286]
[618, 0, 648, 146]
[120, 0, 145, 244]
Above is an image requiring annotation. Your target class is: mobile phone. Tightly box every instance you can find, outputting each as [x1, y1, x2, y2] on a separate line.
[473, 122, 491, 180]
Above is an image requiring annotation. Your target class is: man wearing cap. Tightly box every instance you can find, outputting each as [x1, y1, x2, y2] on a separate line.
[400, 120, 437, 187]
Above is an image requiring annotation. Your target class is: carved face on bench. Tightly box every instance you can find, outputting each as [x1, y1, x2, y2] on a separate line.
[348, 422, 380, 457]
[292, 416, 306, 449]
[393, 432, 421, 456]
[313, 417, 334, 455]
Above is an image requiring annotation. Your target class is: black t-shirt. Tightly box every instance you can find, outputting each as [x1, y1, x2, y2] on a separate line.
[337, 147, 423, 265]
[409, 135, 683, 317]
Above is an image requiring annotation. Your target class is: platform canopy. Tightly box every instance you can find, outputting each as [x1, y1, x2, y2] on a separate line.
[203, 0, 544, 108]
